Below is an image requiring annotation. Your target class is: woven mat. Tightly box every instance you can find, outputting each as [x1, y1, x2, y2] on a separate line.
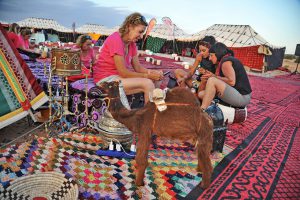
[186, 75, 300, 199]
[0, 132, 232, 199]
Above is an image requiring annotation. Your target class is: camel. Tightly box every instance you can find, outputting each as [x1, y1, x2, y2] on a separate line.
[99, 81, 214, 189]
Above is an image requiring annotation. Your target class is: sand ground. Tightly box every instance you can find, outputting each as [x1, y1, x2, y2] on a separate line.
[283, 59, 300, 73]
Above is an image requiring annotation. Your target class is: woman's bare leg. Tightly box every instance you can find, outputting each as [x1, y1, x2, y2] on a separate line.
[174, 69, 193, 87]
[119, 77, 155, 103]
[174, 69, 187, 80]
[200, 77, 226, 109]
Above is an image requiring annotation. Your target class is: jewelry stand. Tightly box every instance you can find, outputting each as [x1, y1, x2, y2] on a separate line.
[45, 48, 81, 135]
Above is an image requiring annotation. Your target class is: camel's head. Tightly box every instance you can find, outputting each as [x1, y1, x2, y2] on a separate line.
[98, 81, 120, 98]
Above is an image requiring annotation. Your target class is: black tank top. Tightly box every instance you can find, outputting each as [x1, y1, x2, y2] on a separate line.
[220, 56, 252, 95]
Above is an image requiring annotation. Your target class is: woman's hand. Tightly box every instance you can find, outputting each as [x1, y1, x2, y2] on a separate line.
[201, 71, 215, 80]
[177, 77, 186, 86]
[147, 70, 163, 81]
[195, 53, 203, 63]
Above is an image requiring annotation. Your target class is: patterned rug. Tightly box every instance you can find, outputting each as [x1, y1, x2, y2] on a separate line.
[0, 134, 232, 199]
[186, 75, 300, 199]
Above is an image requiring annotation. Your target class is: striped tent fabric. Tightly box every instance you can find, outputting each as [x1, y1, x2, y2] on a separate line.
[177, 24, 272, 47]
[149, 23, 189, 41]
[17, 17, 72, 33]
[76, 24, 116, 36]
[0, 24, 48, 129]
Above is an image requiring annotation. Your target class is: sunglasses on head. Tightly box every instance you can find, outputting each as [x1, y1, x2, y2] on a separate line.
[134, 15, 147, 25]
[83, 35, 92, 40]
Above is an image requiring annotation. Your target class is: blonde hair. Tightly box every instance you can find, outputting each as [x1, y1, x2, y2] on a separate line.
[20, 29, 31, 37]
[76, 34, 92, 47]
[119, 12, 148, 37]
[8, 23, 20, 34]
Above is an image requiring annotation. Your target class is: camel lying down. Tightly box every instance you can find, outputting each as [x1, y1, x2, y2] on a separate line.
[100, 81, 214, 189]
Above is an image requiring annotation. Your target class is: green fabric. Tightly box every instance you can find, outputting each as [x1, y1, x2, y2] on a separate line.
[0, 69, 20, 116]
[0, 53, 27, 103]
[145, 36, 166, 53]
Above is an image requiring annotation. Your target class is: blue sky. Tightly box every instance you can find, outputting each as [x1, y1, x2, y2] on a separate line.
[0, 0, 299, 53]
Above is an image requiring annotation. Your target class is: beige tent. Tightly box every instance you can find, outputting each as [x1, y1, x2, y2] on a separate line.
[17, 17, 72, 33]
[76, 24, 116, 36]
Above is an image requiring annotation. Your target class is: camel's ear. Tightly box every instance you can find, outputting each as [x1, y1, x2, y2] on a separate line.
[97, 82, 109, 91]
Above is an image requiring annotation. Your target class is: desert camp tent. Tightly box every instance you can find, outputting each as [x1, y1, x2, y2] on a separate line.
[17, 17, 74, 42]
[17, 17, 72, 33]
[178, 24, 285, 71]
[76, 24, 116, 36]
[0, 25, 48, 129]
[76, 24, 118, 42]
[145, 23, 189, 54]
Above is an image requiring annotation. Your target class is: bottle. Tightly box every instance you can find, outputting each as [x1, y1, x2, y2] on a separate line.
[191, 80, 199, 93]
[195, 65, 202, 81]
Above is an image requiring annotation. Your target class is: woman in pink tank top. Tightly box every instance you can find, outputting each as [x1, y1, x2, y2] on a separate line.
[76, 35, 95, 69]
[76, 34, 95, 75]
[68, 35, 96, 82]
[93, 12, 163, 103]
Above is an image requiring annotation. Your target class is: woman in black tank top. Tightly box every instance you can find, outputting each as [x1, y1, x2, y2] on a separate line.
[198, 42, 252, 110]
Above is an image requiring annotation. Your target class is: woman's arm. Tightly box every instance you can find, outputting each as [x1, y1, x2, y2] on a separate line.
[131, 55, 163, 80]
[201, 61, 235, 86]
[131, 55, 148, 73]
[217, 61, 236, 86]
[185, 53, 202, 79]
[114, 55, 147, 78]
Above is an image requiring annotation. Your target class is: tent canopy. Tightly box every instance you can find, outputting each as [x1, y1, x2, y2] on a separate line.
[177, 24, 283, 49]
[149, 23, 189, 40]
[17, 17, 72, 33]
[76, 24, 118, 36]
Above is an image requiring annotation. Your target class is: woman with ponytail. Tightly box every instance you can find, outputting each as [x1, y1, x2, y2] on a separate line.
[198, 42, 252, 110]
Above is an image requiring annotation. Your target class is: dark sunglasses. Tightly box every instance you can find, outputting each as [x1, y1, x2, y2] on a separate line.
[83, 35, 92, 40]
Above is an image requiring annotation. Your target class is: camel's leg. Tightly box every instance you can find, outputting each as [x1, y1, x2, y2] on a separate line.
[197, 140, 213, 189]
[135, 130, 152, 186]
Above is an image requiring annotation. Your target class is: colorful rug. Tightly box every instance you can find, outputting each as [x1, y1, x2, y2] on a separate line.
[0, 134, 232, 199]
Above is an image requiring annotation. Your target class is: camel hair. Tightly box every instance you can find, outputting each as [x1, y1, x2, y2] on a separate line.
[100, 81, 214, 189]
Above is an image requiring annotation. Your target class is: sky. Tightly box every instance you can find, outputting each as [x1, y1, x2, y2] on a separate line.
[0, 0, 299, 54]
